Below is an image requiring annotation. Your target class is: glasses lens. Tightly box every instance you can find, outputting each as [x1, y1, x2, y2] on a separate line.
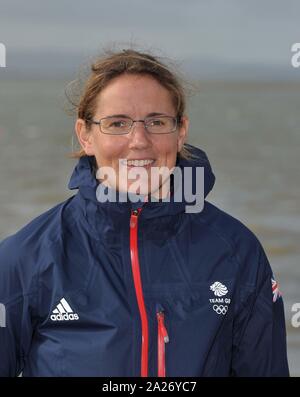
[101, 117, 132, 134]
[145, 116, 177, 134]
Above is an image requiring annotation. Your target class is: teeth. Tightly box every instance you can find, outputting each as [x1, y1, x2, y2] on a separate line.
[126, 159, 154, 166]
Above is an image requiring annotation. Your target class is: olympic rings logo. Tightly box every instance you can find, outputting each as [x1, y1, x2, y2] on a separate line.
[213, 304, 228, 315]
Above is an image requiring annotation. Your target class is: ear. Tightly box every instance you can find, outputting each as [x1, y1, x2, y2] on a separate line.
[75, 119, 95, 156]
[177, 115, 189, 153]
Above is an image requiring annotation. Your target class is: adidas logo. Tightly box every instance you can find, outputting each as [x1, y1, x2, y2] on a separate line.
[50, 298, 79, 321]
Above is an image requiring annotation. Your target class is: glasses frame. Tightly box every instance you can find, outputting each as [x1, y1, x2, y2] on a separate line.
[85, 115, 180, 135]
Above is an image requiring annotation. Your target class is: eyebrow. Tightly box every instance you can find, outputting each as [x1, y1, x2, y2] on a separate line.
[105, 112, 168, 118]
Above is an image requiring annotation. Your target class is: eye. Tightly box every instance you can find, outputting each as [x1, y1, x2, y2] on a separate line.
[148, 118, 165, 126]
[109, 120, 127, 128]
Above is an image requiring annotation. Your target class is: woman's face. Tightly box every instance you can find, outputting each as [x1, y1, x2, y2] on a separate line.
[76, 73, 189, 197]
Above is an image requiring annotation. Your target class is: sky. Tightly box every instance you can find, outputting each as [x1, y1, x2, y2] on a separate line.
[0, 0, 300, 80]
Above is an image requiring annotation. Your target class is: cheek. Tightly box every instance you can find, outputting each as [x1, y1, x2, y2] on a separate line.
[153, 137, 178, 160]
[94, 136, 127, 165]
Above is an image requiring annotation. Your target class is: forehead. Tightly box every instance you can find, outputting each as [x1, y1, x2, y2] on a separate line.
[95, 74, 175, 116]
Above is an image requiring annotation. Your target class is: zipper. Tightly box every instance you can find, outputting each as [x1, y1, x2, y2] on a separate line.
[130, 208, 149, 377]
[156, 303, 169, 377]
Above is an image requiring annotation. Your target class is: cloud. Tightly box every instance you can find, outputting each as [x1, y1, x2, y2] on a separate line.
[0, 0, 299, 77]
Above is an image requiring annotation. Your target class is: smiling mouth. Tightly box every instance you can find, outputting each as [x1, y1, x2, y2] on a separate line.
[121, 159, 155, 167]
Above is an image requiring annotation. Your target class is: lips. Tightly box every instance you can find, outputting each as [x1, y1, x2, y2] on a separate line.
[127, 159, 154, 166]
[120, 159, 155, 167]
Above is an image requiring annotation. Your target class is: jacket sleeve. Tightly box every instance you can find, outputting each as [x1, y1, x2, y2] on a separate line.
[231, 249, 289, 377]
[0, 235, 38, 377]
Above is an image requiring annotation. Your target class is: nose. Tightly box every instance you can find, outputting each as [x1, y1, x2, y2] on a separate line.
[128, 120, 151, 150]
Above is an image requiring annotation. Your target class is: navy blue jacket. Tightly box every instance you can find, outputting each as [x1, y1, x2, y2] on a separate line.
[0, 145, 289, 377]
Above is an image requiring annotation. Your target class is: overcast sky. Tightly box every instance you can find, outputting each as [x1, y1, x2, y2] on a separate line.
[0, 0, 300, 79]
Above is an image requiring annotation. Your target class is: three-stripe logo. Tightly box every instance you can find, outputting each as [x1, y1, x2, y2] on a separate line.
[50, 298, 79, 321]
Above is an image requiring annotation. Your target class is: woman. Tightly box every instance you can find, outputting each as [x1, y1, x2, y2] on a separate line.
[0, 49, 289, 377]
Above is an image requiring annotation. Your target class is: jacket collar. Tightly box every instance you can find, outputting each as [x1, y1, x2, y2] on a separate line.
[68, 144, 215, 219]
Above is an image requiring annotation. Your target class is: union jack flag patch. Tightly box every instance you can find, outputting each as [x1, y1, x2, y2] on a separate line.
[271, 277, 282, 303]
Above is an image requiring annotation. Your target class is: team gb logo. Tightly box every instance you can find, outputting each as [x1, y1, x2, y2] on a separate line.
[210, 281, 228, 297]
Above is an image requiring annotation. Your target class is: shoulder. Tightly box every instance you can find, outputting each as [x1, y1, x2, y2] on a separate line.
[0, 196, 76, 287]
[199, 201, 260, 247]
[193, 201, 272, 283]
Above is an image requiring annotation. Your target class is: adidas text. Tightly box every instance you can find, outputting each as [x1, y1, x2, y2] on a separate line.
[50, 298, 79, 321]
[50, 313, 79, 321]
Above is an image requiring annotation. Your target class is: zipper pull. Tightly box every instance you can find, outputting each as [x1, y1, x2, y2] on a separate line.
[156, 305, 169, 344]
[130, 208, 142, 228]
[158, 313, 169, 343]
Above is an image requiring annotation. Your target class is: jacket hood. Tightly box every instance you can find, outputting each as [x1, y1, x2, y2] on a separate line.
[68, 144, 215, 218]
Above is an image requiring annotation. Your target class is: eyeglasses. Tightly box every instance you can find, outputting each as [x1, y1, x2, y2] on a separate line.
[86, 115, 179, 135]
